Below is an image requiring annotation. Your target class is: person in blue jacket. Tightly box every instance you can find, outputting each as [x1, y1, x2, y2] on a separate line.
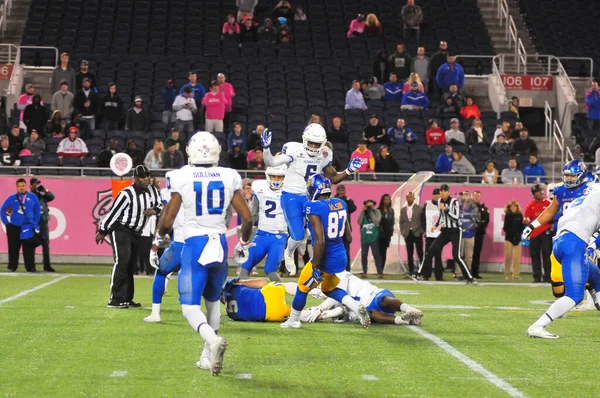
[435, 144, 453, 173]
[401, 83, 429, 110]
[436, 54, 465, 91]
[1, 178, 41, 272]
[383, 72, 403, 101]
[585, 80, 600, 130]
[522, 154, 547, 184]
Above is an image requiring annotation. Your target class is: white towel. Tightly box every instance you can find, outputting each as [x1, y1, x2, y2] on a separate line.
[198, 234, 224, 266]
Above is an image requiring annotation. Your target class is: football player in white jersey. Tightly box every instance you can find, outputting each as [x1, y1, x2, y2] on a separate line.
[155, 131, 253, 375]
[262, 123, 363, 275]
[236, 165, 288, 282]
[305, 271, 423, 325]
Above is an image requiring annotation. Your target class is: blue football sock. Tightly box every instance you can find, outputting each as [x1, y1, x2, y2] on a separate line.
[325, 287, 348, 303]
[292, 289, 308, 311]
[152, 272, 167, 304]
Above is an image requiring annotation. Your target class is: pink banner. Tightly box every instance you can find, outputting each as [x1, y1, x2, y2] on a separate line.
[0, 177, 534, 263]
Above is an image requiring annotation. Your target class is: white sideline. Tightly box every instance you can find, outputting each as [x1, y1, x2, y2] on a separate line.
[408, 326, 527, 398]
[0, 275, 69, 306]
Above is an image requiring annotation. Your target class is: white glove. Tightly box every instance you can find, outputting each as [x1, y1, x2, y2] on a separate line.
[347, 157, 363, 174]
[300, 306, 322, 323]
[233, 240, 254, 264]
[153, 234, 171, 249]
[149, 250, 160, 270]
[522, 220, 540, 241]
[261, 129, 272, 149]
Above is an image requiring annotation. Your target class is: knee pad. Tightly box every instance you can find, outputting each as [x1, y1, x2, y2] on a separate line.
[551, 281, 565, 299]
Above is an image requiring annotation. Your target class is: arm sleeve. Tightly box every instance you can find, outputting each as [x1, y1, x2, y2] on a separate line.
[263, 146, 292, 166]
[446, 199, 460, 221]
[100, 191, 129, 234]
[369, 208, 382, 225]
[458, 68, 465, 88]
[190, 98, 198, 112]
[251, 195, 260, 224]
[45, 191, 55, 202]
[357, 211, 364, 226]
[32, 196, 41, 225]
[172, 96, 183, 111]
[1, 197, 9, 225]
[346, 198, 357, 214]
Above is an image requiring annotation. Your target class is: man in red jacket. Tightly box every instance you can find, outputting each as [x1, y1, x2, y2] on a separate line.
[523, 184, 552, 283]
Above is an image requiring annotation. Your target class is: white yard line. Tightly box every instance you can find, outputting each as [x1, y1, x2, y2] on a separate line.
[408, 326, 527, 398]
[0, 275, 69, 306]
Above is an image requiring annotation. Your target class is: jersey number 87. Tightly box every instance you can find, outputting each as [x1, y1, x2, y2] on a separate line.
[327, 210, 347, 239]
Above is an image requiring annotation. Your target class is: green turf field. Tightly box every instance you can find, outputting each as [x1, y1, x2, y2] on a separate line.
[1, 267, 599, 397]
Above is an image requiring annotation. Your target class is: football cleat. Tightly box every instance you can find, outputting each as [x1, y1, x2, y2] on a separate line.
[355, 304, 371, 329]
[208, 337, 228, 376]
[527, 325, 559, 339]
[284, 254, 297, 276]
[280, 319, 302, 329]
[107, 301, 128, 309]
[402, 307, 424, 326]
[143, 313, 161, 323]
[196, 344, 211, 370]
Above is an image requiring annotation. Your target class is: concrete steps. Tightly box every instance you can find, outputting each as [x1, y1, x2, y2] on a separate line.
[2, 1, 31, 46]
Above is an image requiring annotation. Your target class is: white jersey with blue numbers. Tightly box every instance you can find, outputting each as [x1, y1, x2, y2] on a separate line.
[251, 180, 287, 234]
[160, 185, 185, 243]
[336, 271, 380, 307]
[556, 185, 600, 243]
[281, 142, 333, 195]
[167, 166, 242, 239]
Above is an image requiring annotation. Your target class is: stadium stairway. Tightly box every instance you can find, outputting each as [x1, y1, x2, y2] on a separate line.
[2, 0, 31, 47]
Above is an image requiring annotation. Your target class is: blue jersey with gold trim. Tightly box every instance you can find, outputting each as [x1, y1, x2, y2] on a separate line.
[223, 278, 266, 321]
[553, 181, 593, 227]
[304, 198, 348, 273]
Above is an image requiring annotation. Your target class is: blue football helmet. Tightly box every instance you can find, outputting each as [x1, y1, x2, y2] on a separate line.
[562, 159, 586, 188]
[583, 170, 595, 184]
[594, 165, 600, 181]
[306, 174, 332, 200]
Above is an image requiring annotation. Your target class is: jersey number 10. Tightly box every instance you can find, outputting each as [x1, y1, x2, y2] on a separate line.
[327, 210, 347, 239]
[193, 181, 225, 216]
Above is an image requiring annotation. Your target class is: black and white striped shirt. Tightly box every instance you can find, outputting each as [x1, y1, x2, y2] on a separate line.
[99, 185, 162, 234]
[437, 196, 461, 229]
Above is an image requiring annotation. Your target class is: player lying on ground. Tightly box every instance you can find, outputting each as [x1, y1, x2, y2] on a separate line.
[262, 124, 362, 276]
[221, 278, 346, 322]
[281, 174, 371, 329]
[305, 271, 423, 325]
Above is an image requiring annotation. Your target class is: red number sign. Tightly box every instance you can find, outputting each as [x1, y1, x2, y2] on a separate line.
[0, 64, 13, 80]
[501, 75, 553, 91]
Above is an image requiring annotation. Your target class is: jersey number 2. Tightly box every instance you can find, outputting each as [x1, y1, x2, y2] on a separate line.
[193, 181, 225, 216]
[265, 200, 277, 218]
[327, 210, 347, 239]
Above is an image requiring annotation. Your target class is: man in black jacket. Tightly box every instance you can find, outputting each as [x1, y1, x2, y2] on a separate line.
[99, 83, 124, 131]
[73, 77, 98, 130]
[23, 94, 48, 134]
[335, 184, 357, 271]
[97, 139, 119, 167]
[30, 178, 55, 272]
[428, 41, 448, 101]
[471, 191, 489, 279]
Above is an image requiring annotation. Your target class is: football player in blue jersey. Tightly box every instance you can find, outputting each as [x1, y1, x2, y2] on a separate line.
[280, 174, 371, 329]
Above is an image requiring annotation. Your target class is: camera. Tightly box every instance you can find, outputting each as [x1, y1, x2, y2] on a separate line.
[36, 185, 45, 193]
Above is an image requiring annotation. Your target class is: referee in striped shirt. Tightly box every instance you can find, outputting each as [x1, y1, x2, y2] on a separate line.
[418, 184, 476, 284]
[95, 165, 163, 308]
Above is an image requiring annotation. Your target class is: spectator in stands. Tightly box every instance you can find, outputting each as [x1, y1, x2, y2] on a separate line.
[68, 113, 90, 139]
[388, 118, 417, 144]
[248, 147, 266, 170]
[228, 122, 247, 151]
[372, 50, 390, 84]
[45, 110, 66, 138]
[586, 81, 600, 130]
[125, 96, 150, 133]
[492, 121, 513, 145]
[503, 200, 524, 280]
[490, 132, 510, 155]
[345, 80, 367, 110]
[451, 151, 475, 174]
[437, 97, 460, 119]
[383, 72, 403, 101]
[445, 118, 466, 145]
[466, 119, 488, 147]
[401, 82, 429, 110]
[511, 128, 538, 156]
[99, 83, 124, 131]
[239, 18, 258, 42]
[364, 14, 382, 37]
[351, 140, 375, 172]
[247, 124, 264, 151]
[236, 0, 258, 22]
[326, 117, 347, 143]
[173, 86, 197, 135]
[436, 54, 465, 91]
[388, 43, 412, 82]
[403, 72, 425, 93]
[411, 47, 430, 91]
[278, 24, 292, 43]
[23, 94, 48, 136]
[509, 96, 520, 119]
[51, 52, 76, 94]
[429, 41, 448, 100]
[363, 115, 387, 145]
[222, 14, 240, 38]
[8, 126, 23, 154]
[481, 161, 499, 184]
[347, 14, 366, 37]
[97, 138, 118, 167]
[523, 154, 546, 183]
[273, 1, 293, 23]
[228, 144, 247, 170]
[257, 18, 278, 43]
[442, 84, 466, 108]
[180, 72, 205, 130]
[161, 79, 177, 130]
[73, 77, 98, 130]
[365, 77, 385, 101]
[511, 121, 524, 141]
[162, 139, 185, 169]
[17, 84, 41, 131]
[57, 126, 88, 163]
[460, 97, 481, 120]
[22, 129, 45, 158]
[144, 140, 165, 169]
[307, 114, 325, 128]
[126, 139, 144, 166]
[358, 199, 383, 278]
[501, 158, 524, 184]
[426, 119, 445, 146]
[75, 60, 97, 92]
[435, 144, 453, 173]
[0, 135, 19, 166]
[51, 81, 74, 123]
[294, 6, 306, 21]
[202, 80, 227, 133]
[168, 128, 185, 152]
[401, 0, 422, 44]
[374, 145, 399, 172]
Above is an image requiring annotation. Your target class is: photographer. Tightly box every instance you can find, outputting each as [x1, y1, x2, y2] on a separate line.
[358, 199, 383, 278]
[30, 178, 55, 272]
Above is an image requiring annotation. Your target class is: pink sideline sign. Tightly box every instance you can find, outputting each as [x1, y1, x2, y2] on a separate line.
[0, 177, 533, 263]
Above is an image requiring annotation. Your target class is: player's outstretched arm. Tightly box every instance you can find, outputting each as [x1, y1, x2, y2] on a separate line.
[308, 214, 325, 270]
[231, 190, 253, 243]
[323, 158, 363, 184]
[261, 129, 292, 167]
[523, 197, 559, 240]
[237, 279, 269, 289]
[343, 219, 352, 244]
[156, 192, 182, 238]
[369, 310, 398, 324]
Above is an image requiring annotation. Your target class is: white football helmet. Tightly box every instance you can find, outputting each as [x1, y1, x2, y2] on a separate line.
[302, 123, 327, 157]
[265, 165, 287, 190]
[187, 131, 221, 166]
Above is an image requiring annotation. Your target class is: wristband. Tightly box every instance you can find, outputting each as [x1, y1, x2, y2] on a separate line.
[531, 220, 541, 229]
[344, 169, 352, 176]
[394, 316, 404, 325]
[239, 238, 250, 246]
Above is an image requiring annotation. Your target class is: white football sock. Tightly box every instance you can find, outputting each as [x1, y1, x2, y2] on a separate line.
[532, 296, 576, 328]
[341, 295, 360, 313]
[400, 303, 409, 313]
[181, 304, 218, 344]
[288, 309, 301, 322]
[151, 303, 161, 315]
[285, 238, 301, 258]
[204, 300, 221, 332]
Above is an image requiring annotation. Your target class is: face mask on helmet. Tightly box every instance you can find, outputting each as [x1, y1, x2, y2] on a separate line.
[267, 174, 284, 190]
[302, 124, 327, 157]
